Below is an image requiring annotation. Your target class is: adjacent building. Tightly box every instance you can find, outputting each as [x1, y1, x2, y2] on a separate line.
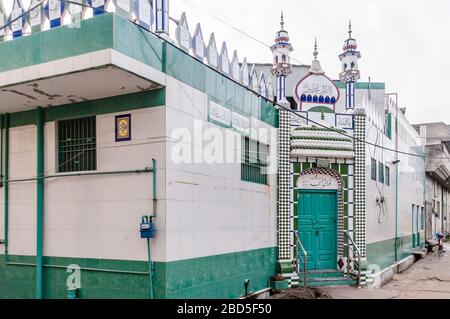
[255, 19, 425, 287]
[414, 122, 450, 239]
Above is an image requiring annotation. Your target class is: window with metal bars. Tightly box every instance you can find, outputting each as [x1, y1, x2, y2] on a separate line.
[57, 116, 97, 173]
[241, 136, 268, 185]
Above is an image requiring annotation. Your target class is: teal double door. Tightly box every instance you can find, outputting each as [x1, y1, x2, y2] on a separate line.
[298, 190, 338, 270]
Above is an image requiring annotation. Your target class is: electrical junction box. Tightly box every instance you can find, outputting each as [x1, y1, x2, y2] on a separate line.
[140, 216, 155, 239]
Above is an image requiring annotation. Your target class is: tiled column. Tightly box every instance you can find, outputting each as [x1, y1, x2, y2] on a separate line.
[278, 105, 291, 263]
[353, 108, 367, 258]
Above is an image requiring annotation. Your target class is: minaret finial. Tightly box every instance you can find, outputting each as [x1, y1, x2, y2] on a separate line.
[313, 37, 319, 60]
[348, 19, 352, 37]
[280, 11, 284, 30]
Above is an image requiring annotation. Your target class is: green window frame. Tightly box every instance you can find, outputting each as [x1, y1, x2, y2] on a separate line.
[371, 158, 377, 181]
[241, 136, 268, 185]
[379, 163, 384, 184]
[385, 165, 390, 186]
[58, 116, 97, 173]
[421, 207, 425, 231]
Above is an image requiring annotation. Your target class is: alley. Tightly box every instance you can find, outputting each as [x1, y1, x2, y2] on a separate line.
[322, 244, 450, 299]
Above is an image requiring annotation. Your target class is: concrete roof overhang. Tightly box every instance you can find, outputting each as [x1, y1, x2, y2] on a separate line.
[0, 14, 166, 114]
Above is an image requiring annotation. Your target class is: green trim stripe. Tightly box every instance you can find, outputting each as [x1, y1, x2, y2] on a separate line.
[8, 89, 165, 128]
[0, 247, 276, 299]
[334, 81, 386, 90]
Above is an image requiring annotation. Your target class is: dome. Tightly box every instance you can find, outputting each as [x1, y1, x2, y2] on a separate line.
[343, 38, 358, 52]
[275, 30, 290, 44]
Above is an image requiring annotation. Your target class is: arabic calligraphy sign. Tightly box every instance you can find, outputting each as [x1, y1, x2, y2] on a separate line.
[297, 174, 338, 190]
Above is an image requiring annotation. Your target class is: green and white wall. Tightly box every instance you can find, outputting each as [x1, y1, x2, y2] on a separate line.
[0, 13, 278, 299]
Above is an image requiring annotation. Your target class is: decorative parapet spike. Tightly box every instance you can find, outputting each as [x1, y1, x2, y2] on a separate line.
[87, 0, 106, 16]
[46, 0, 66, 28]
[192, 23, 205, 61]
[219, 42, 230, 75]
[259, 71, 267, 98]
[67, 0, 83, 24]
[231, 50, 240, 81]
[10, 0, 25, 38]
[206, 32, 219, 69]
[175, 12, 191, 52]
[250, 65, 259, 92]
[267, 77, 274, 101]
[108, 0, 132, 20]
[241, 58, 250, 87]
[29, 0, 45, 33]
[132, 0, 154, 30]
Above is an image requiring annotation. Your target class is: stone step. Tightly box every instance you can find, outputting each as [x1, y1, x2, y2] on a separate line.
[298, 276, 357, 287]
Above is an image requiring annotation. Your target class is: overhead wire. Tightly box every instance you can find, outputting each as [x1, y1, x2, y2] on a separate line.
[1, 0, 449, 161]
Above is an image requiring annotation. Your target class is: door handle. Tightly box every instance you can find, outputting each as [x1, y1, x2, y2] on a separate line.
[315, 230, 320, 236]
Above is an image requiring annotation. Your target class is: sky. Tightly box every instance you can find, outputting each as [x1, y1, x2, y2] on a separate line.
[3, 0, 450, 125]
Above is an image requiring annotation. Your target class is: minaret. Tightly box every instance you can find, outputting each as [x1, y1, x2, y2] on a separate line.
[339, 21, 361, 110]
[271, 12, 293, 104]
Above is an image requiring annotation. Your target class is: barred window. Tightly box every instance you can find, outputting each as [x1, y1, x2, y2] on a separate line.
[371, 158, 377, 181]
[58, 116, 97, 173]
[379, 163, 384, 184]
[241, 136, 268, 185]
[385, 165, 390, 186]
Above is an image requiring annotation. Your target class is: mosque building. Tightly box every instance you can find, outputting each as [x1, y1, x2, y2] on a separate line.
[0, 0, 426, 298]
[254, 16, 425, 288]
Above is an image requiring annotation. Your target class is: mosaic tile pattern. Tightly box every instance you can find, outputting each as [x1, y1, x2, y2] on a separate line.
[290, 162, 354, 262]
[278, 109, 291, 260]
[354, 110, 367, 257]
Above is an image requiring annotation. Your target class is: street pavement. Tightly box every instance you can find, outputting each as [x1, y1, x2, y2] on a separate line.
[322, 243, 450, 299]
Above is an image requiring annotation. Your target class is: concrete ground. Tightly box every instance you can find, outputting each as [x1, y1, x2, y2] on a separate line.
[321, 243, 450, 299]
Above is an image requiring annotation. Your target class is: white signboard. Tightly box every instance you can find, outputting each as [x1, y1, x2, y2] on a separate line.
[232, 112, 250, 135]
[209, 101, 231, 127]
[291, 112, 308, 127]
[297, 174, 339, 190]
[336, 114, 354, 129]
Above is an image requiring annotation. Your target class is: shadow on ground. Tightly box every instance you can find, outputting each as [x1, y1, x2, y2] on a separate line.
[270, 288, 332, 299]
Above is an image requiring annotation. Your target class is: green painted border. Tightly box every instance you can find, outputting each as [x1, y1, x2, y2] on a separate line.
[0, 247, 276, 299]
[0, 14, 114, 73]
[366, 234, 420, 270]
[8, 89, 165, 128]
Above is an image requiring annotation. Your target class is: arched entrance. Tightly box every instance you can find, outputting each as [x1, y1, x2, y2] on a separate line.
[296, 168, 344, 270]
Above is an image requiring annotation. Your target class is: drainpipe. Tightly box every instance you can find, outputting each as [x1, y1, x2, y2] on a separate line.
[148, 158, 157, 299]
[387, 93, 399, 262]
[36, 107, 44, 299]
[3, 114, 9, 256]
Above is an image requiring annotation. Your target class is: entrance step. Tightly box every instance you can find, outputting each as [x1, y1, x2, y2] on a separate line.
[306, 269, 346, 279]
[293, 269, 357, 287]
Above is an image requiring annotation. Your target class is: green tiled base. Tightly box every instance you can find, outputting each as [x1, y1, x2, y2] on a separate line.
[366, 235, 420, 270]
[0, 247, 276, 299]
